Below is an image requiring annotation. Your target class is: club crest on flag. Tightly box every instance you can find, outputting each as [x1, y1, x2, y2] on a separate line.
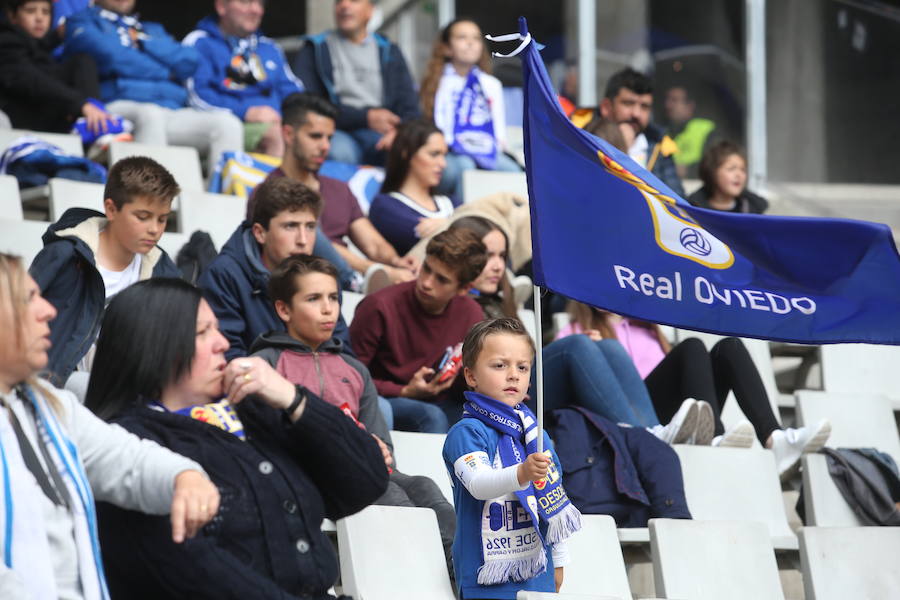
[597, 149, 734, 269]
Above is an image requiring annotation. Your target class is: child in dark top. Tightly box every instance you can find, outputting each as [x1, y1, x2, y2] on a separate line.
[251, 253, 457, 571]
[443, 318, 581, 599]
[0, 0, 115, 135]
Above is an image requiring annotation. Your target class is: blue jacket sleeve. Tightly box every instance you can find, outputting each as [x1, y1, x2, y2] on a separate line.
[384, 43, 421, 121]
[29, 241, 75, 306]
[140, 22, 198, 81]
[198, 260, 250, 360]
[271, 45, 304, 103]
[64, 12, 171, 81]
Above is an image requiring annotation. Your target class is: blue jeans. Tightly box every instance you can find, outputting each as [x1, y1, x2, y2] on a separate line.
[378, 396, 394, 431]
[329, 128, 386, 166]
[438, 151, 523, 200]
[313, 227, 355, 291]
[534, 336, 660, 427]
[384, 396, 449, 433]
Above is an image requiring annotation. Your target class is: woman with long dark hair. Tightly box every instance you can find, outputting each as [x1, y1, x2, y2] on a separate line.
[369, 118, 462, 255]
[85, 278, 388, 599]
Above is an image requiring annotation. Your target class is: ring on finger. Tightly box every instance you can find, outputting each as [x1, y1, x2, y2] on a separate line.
[243, 373, 252, 382]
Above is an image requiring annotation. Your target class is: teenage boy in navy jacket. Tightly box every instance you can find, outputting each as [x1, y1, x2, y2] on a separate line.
[29, 156, 181, 385]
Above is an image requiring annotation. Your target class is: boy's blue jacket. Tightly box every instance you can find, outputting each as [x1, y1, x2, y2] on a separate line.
[182, 16, 304, 119]
[63, 6, 198, 108]
[198, 222, 352, 361]
[291, 31, 420, 131]
[29, 208, 180, 386]
[547, 407, 691, 528]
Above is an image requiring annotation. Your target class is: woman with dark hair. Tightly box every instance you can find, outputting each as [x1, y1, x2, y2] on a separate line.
[85, 278, 388, 599]
[0, 254, 218, 599]
[368, 118, 462, 255]
[687, 140, 768, 214]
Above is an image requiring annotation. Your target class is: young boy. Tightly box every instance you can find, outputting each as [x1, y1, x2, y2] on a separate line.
[443, 318, 582, 599]
[30, 156, 180, 386]
[0, 0, 121, 139]
[250, 254, 456, 567]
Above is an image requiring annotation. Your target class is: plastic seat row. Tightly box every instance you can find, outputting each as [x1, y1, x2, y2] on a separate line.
[335, 504, 900, 600]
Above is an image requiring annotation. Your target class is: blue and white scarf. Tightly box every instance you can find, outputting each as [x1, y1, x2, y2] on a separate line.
[462, 391, 581, 585]
[0, 383, 109, 600]
[450, 68, 498, 169]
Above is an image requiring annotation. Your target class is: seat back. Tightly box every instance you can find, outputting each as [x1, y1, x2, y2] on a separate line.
[337, 505, 455, 600]
[110, 141, 204, 192]
[178, 191, 246, 251]
[389, 431, 454, 506]
[796, 390, 900, 463]
[819, 343, 900, 408]
[799, 526, 900, 600]
[559, 514, 632, 599]
[0, 219, 50, 265]
[650, 518, 785, 600]
[47, 178, 105, 220]
[674, 445, 796, 549]
[157, 231, 190, 259]
[0, 175, 22, 220]
[800, 454, 862, 526]
[340, 291, 364, 325]
[462, 170, 528, 204]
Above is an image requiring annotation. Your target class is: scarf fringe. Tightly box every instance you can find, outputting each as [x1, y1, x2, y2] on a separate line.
[476, 549, 547, 586]
[546, 503, 583, 545]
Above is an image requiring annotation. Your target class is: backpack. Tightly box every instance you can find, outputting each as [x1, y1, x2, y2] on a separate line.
[176, 230, 218, 284]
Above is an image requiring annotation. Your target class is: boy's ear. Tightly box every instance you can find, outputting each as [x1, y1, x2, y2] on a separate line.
[456, 283, 472, 297]
[102, 197, 118, 220]
[463, 365, 476, 389]
[251, 222, 267, 246]
[274, 299, 291, 324]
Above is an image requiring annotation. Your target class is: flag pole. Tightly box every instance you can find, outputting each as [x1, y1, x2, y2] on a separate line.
[532, 284, 545, 453]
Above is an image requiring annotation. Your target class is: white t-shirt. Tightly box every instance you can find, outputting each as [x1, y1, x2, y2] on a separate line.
[77, 253, 142, 373]
[629, 132, 650, 168]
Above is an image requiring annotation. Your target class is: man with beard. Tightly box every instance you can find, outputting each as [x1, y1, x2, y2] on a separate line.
[598, 68, 685, 197]
[252, 93, 417, 286]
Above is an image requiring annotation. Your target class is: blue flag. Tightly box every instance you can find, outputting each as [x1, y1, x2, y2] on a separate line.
[517, 19, 900, 345]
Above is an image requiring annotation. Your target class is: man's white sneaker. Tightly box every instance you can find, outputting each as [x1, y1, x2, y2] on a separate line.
[711, 420, 756, 448]
[769, 419, 832, 479]
[691, 400, 715, 445]
[648, 398, 698, 445]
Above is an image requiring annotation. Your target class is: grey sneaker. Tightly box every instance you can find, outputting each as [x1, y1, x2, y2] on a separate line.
[690, 400, 715, 445]
[649, 398, 698, 445]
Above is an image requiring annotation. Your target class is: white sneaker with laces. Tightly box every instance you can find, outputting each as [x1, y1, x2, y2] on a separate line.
[648, 398, 698, 445]
[769, 419, 831, 479]
[711, 420, 756, 448]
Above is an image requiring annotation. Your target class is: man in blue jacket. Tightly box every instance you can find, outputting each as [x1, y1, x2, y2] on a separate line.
[292, 0, 420, 166]
[62, 0, 243, 173]
[183, 0, 304, 158]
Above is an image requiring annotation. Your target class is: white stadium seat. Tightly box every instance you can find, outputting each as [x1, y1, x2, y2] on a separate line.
[47, 178, 105, 220]
[0, 129, 84, 157]
[559, 514, 632, 599]
[819, 343, 900, 409]
[650, 519, 785, 600]
[110, 141, 204, 192]
[337, 505, 455, 600]
[389, 431, 454, 506]
[0, 219, 50, 265]
[799, 526, 900, 600]
[0, 174, 22, 220]
[178, 191, 246, 251]
[800, 454, 862, 527]
[462, 170, 528, 204]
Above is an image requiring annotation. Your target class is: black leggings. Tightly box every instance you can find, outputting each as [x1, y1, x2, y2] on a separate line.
[643, 337, 780, 443]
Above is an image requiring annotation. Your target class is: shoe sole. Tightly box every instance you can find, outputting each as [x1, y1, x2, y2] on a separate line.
[693, 401, 715, 445]
[717, 421, 755, 448]
[779, 421, 832, 482]
[671, 401, 698, 445]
